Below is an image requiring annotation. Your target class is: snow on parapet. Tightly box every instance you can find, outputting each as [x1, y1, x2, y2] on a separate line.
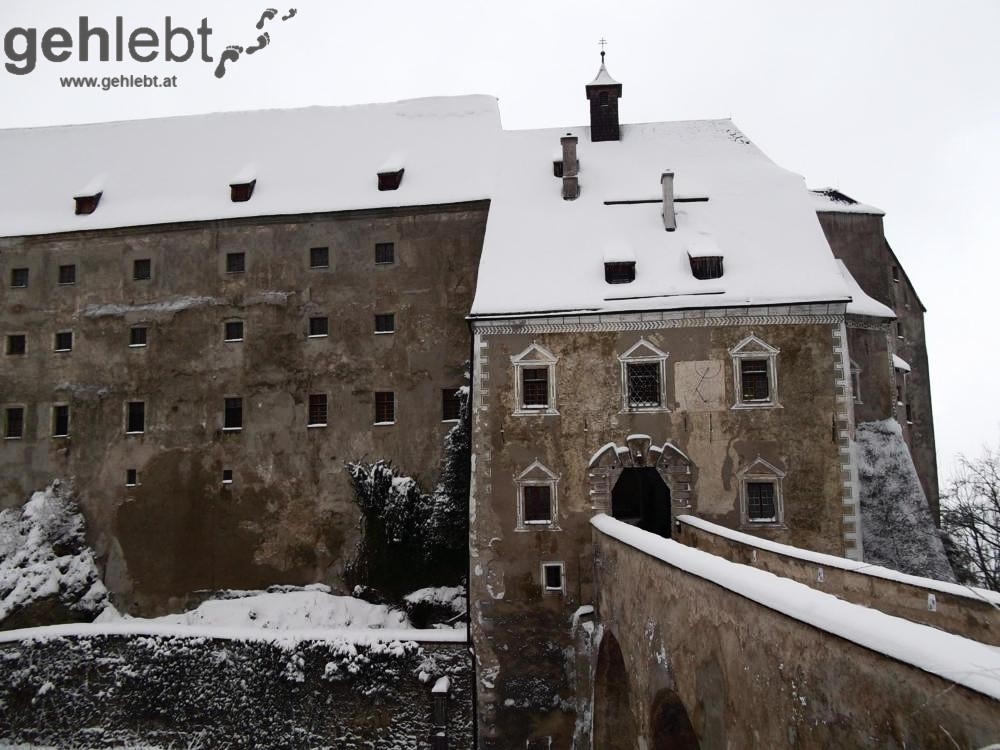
[0, 96, 501, 237]
[837, 260, 895, 318]
[675, 514, 1000, 606]
[592, 514, 1000, 700]
[893, 354, 911, 372]
[472, 119, 856, 317]
[810, 187, 884, 215]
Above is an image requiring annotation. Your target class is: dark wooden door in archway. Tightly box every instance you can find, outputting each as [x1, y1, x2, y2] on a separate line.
[611, 467, 672, 538]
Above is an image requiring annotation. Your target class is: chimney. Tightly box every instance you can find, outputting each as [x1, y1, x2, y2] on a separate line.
[561, 134, 579, 200]
[661, 171, 676, 231]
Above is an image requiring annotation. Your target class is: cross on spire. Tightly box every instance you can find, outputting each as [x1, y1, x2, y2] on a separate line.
[599, 37, 607, 62]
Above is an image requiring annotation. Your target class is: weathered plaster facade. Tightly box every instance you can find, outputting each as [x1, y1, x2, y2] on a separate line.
[0, 201, 487, 614]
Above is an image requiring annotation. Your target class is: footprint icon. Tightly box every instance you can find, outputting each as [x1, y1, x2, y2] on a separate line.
[246, 33, 271, 55]
[214, 45, 244, 79]
[282, 9, 298, 21]
[256, 8, 278, 29]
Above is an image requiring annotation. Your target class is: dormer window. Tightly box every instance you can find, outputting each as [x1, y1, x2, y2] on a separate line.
[230, 180, 256, 203]
[377, 168, 404, 191]
[74, 192, 102, 215]
[689, 255, 723, 280]
[604, 262, 635, 284]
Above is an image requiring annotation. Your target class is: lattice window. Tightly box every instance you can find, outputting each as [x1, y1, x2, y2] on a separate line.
[308, 394, 328, 427]
[375, 391, 395, 424]
[627, 362, 661, 408]
[522, 368, 549, 407]
[740, 359, 770, 401]
[746, 481, 776, 521]
[375, 242, 395, 264]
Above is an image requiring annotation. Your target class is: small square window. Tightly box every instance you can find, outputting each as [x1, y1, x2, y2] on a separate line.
[310, 247, 329, 269]
[222, 469, 234, 484]
[375, 242, 395, 265]
[11, 268, 28, 288]
[746, 482, 777, 522]
[133, 259, 151, 281]
[226, 252, 246, 274]
[521, 368, 549, 408]
[52, 404, 70, 437]
[442, 388, 462, 422]
[6, 334, 27, 355]
[224, 397, 243, 430]
[130, 326, 148, 348]
[626, 362, 661, 409]
[58, 264, 77, 285]
[224, 320, 245, 342]
[126, 401, 145, 434]
[523, 486, 553, 524]
[740, 359, 770, 402]
[54, 331, 73, 352]
[542, 563, 564, 592]
[126, 469, 139, 487]
[308, 317, 329, 337]
[308, 394, 328, 427]
[4, 407, 24, 439]
[374, 313, 395, 334]
[374, 391, 395, 424]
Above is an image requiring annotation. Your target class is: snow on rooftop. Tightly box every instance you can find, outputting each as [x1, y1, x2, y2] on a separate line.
[836, 260, 895, 318]
[810, 187, 884, 216]
[592, 514, 1000, 700]
[472, 120, 856, 316]
[0, 95, 501, 237]
[893, 354, 911, 372]
[588, 62, 621, 87]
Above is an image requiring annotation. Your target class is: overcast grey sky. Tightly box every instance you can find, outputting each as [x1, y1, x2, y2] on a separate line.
[2, 0, 998, 484]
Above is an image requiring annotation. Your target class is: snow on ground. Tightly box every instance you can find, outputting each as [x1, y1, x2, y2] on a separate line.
[404, 586, 466, 614]
[856, 419, 955, 581]
[0, 481, 108, 625]
[592, 513, 1000, 700]
[676, 514, 1000, 605]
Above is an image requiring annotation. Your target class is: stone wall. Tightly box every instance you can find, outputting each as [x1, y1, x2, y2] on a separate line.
[591, 523, 1000, 749]
[0, 201, 488, 614]
[0, 631, 473, 749]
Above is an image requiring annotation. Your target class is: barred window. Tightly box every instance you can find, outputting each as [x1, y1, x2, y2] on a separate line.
[375, 391, 395, 424]
[224, 397, 243, 430]
[309, 247, 329, 269]
[375, 242, 395, 264]
[58, 264, 77, 285]
[442, 388, 462, 422]
[133, 259, 151, 281]
[5, 407, 24, 439]
[309, 317, 329, 337]
[522, 368, 549, 407]
[740, 359, 770, 401]
[54, 331, 73, 352]
[130, 326, 148, 348]
[523, 485, 553, 524]
[627, 362, 661, 408]
[375, 313, 395, 333]
[226, 252, 246, 274]
[308, 394, 328, 427]
[746, 481, 776, 522]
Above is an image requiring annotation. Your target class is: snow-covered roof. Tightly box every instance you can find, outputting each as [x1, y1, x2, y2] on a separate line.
[836, 260, 895, 318]
[588, 61, 621, 87]
[0, 95, 501, 237]
[892, 354, 911, 372]
[810, 187, 884, 216]
[471, 120, 858, 316]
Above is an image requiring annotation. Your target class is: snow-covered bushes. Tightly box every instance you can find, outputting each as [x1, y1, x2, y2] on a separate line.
[0, 481, 108, 629]
[347, 386, 470, 598]
[856, 420, 954, 581]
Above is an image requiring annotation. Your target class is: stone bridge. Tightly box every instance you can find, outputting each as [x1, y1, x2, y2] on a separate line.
[582, 514, 1000, 749]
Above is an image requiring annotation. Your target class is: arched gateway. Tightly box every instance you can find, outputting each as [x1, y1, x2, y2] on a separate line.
[588, 435, 693, 538]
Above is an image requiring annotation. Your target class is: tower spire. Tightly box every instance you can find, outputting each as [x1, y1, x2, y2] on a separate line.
[586, 41, 623, 142]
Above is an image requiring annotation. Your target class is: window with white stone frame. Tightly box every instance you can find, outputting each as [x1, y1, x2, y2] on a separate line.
[510, 343, 559, 416]
[618, 338, 669, 413]
[729, 334, 780, 409]
[515, 460, 560, 530]
[541, 562, 565, 594]
[738, 457, 786, 527]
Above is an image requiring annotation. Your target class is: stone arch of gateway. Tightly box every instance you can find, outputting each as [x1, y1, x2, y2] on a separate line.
[588, 434, 694, 538]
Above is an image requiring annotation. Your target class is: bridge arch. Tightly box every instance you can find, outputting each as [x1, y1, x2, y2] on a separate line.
[588, 435, 694, 537]
[649, 687, 700, 749]
[593, 631, 639, 749]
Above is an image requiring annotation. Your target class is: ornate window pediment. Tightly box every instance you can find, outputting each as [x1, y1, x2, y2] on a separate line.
[729, 334, 780, 409]
[738, 456, 786, 527]
[511, 343, 559, 416]
[515, 459, 560, 531]
[619, 338, 670, 413]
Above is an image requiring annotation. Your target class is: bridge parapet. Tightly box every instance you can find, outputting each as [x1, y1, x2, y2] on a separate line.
[676, 513, 1000, 645]
[590, 514, 1000, 749]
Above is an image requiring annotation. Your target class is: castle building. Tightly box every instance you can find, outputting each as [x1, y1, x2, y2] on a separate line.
[0, 56, 936, 746]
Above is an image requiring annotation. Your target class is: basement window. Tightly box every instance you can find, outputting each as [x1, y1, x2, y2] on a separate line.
[6, 334, 26, 355]
[129, 326, 148, 348]
[441, 388, 462, 422]
[74, 192, 102, 215]
[374, 391, 396, 425]
[54, 331, 73, 353]
[310, 247, 329, 269]
[58, 264, 77, 285]
[11, 268, 28, 288]
[542, 562, 565, 593]
[375, 242, 395, 265]
[374, 313, 395, 334]
[618, 339, 669, 413]
[689, 255, 724, 280]
[126, 469, 139, 487]
[223, 397, 243, 431]
[133, 259, 151, 281]
[308, 317, 329, 338]
[308, 394, 328, 427]
[226, 252, 246, 274]
[230, 180, 256, 203]
[604, 261, 635, 284]
[377, 169, 404, 191]
[4, 407, 24, 439]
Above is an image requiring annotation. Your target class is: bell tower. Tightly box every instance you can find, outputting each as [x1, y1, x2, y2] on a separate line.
[586, 45, 623, 142]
